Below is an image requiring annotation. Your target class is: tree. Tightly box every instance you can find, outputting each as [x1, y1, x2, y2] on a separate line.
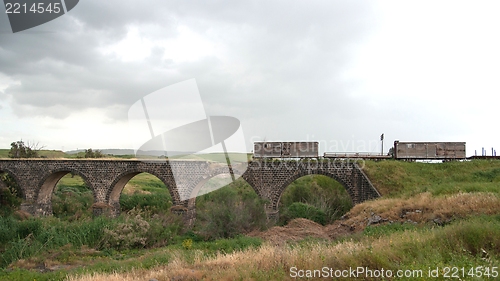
[84, 148, 104, 158]
[8, 140, 43, 158]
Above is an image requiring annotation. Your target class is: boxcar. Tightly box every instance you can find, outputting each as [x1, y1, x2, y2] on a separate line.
[254, 142, 319, 158]
[394, 141, 466, 160]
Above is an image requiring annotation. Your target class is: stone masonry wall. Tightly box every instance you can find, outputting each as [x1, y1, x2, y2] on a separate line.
[0, 159, 380, 225]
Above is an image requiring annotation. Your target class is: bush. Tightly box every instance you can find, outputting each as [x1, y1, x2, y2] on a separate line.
[279, 175, 353, 224]
[51, 185, 93, 220]
[102, 209, 150, 250]
[281, 202, 326, 225]
[0, 188, 21, 216]
[102, 208, 184, 250]
[195, 181, 268, 240]
[0, 173, 22, 215]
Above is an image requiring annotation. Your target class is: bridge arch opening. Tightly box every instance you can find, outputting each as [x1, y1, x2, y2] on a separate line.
[109, 172, 173, 217]
[190, 174, 267, 239]
[37, 170, 94, 217]
[278, 174, 353, 226]
[51, 173, 94, 219]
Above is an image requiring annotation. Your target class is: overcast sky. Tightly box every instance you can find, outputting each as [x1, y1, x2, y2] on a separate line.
[0, 0, 499, 156]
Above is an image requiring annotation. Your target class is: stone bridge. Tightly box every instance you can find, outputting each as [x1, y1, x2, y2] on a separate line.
[0, 159, 380, 224]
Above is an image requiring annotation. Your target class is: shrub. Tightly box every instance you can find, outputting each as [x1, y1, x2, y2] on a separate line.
[0, 173, 22, 215]
[281, 202, 326, 225]
[145, 212, 184, 248]
[102, 209, 150, 250]
[195, 183, 268, 240]
[279, 175, 353, 224]
[51, 185, 93, 220]
[182, 238, 193, 250]
[0, 188, 21, 216]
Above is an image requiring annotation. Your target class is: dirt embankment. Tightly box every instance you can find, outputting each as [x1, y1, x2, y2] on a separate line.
[251, 192, 500, 243]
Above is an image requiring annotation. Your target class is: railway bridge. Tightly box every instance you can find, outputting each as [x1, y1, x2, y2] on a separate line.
[0, 159, 380, 225]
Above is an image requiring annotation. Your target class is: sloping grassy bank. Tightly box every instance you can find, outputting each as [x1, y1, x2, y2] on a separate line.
[363, 159, 500, 197]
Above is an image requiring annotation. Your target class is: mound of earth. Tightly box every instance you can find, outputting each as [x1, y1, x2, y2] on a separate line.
[250, 218, 334, 244]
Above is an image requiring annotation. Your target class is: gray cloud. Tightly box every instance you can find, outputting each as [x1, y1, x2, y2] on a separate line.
[1, 0, 375, 110]
[0, 0, 390, 150]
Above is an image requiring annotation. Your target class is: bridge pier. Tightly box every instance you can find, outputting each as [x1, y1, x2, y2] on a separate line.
[92, 202, 112, 217]
[20, 202, 35, 215]
[35, 202, 53, 216]
[265, 208, 279, 223]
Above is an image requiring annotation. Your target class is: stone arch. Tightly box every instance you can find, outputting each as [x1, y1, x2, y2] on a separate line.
[185, 167, 253, 228]
[35, 169, 94, 216]
[187, 167, 245, 203]
[107, 169, 179, 217]
[274, 170, 355, 213]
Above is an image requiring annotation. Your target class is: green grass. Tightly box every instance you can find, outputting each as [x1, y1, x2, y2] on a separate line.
[0, 149, 70, 158]
[363, 159, 500, 198]
[0, 233, 262, 281]
[52, 174, 93, 219]
[125, 173, 168, 192]
[281, 215, 500, 281]
[168, 152, 252, 162]
[119, 173, 172, 213]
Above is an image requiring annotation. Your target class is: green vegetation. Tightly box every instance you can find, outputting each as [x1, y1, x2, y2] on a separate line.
[194, 177, 268, 240]
[83, 149, 105, 158]
[168, 152, 252, 162]
[363, 159, 500, 197]
[51, 174, 93, 219]
[0, 149, 68, 159]
[60, 215, 500, 281]
[1, 160, 500, 280]
[279, 175, 353, 225]
[7, 140, 41, 158]
[0, 173, 21, 216]
[119, 173, 172, 214]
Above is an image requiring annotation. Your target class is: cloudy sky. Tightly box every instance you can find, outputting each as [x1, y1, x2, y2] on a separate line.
[0, 0, 499, 156]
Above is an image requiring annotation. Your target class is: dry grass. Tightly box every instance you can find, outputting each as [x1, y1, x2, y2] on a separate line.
[65, 241, 364, 281]
[250, 218, 329, 244]
[67, 215, 500, 281]
[121, 183, 151, 195]
[66, 224, 492, 281]
[341, 192, 500, 231]
[65, 191, 500, 281]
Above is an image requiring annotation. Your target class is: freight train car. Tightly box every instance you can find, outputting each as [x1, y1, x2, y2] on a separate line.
[393, 141, 466, 160]
[253, 142, 319, 158]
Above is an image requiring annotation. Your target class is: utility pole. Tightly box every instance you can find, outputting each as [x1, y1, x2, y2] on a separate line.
[380, 133, 384, 156]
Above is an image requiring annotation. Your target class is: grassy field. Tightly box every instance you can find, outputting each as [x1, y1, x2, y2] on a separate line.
[1, 160, 500, 280]
[363, 159, 500, 197]
[0, 149, 69, 158]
